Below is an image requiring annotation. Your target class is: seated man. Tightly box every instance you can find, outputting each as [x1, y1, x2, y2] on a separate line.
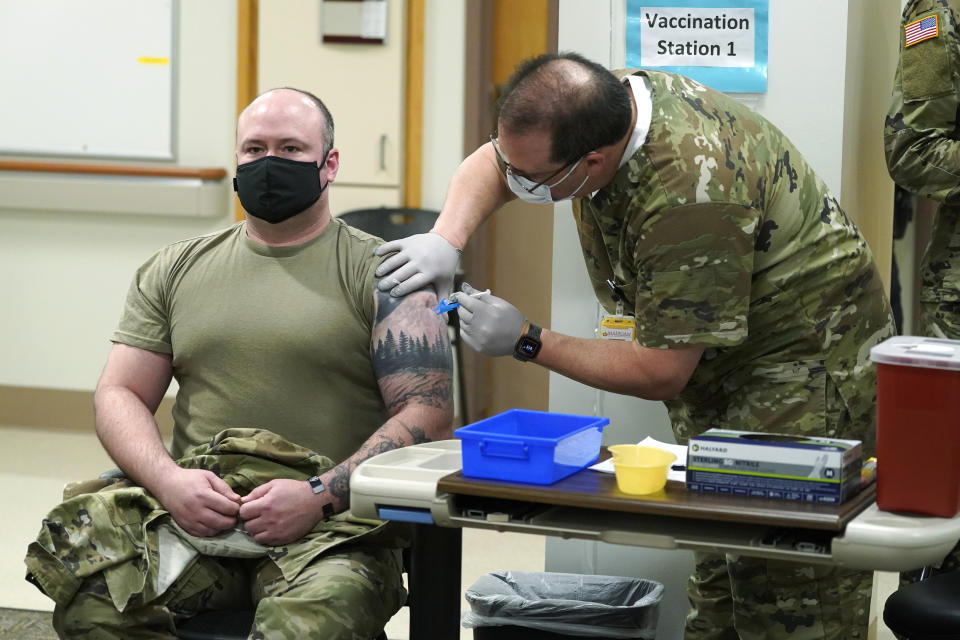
[25, 88, 453, 639]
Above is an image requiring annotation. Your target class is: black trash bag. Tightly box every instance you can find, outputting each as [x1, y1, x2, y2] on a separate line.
[461, 571, 663, 639]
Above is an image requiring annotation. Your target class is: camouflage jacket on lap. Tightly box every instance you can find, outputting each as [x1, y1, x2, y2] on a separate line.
[25, 429, 394, 611]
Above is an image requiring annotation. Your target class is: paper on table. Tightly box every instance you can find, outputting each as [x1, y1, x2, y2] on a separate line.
[590, 436, 689, 483]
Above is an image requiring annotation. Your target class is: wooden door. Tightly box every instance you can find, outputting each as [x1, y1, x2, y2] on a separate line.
[460, 0, 558, 421]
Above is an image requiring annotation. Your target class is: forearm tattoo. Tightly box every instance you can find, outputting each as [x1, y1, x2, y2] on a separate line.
[335, 419, 432, 509]
[326, 464, 352, 506]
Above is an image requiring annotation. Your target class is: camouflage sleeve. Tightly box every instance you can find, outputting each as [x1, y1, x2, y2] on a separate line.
[885, 0, 960, 203]
[632, 202, 756, 349]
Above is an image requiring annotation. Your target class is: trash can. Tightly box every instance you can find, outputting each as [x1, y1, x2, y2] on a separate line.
[461, 571, 663, 639]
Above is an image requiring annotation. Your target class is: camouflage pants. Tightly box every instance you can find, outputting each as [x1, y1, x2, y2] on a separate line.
[679, 359, 873, 639]
[685, 552, 871, 640]
[52, 544, 405, 640]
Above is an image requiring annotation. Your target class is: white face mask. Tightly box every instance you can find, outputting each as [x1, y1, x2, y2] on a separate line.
[506, 156, 589, 204]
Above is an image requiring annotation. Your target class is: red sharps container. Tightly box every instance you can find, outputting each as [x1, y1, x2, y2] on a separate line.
[870, 336, 960, 518]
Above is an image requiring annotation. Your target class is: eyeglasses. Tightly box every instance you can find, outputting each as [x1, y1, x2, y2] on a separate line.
[489, 134, 584, 194]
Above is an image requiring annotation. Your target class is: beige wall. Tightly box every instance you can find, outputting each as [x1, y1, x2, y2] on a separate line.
[841, 0, 901, 294]
[422, 0, 467, 210]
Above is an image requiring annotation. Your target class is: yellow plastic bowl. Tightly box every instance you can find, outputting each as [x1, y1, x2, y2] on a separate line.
[608, 444, 677, 495]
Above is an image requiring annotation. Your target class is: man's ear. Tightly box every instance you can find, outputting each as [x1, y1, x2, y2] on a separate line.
[323, 148, 340, 183]
[584, 150, 607, 175]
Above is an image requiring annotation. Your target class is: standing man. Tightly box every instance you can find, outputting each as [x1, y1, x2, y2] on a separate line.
[886, 0, 960, 339]
[885, 0, 960, 582]
[377, 52, 894, 638]
[27, 88, 453, 639]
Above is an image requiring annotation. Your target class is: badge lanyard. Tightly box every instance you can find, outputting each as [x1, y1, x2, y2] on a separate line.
[599, 279, 636, 342]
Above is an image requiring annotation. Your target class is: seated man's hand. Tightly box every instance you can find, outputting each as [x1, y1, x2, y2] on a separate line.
[155, 468, 241, 538]
[238, 479, 325, 546]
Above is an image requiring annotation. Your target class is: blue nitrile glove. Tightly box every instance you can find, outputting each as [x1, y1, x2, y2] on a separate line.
[451, 283, 526, 358]
[374, 232, 461, 300]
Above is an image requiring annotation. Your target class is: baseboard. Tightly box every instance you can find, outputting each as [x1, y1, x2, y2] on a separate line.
[0, 385, 174, 435]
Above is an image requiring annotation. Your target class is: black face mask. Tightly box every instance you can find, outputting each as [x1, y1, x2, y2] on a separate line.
[233, 154, 328, 224]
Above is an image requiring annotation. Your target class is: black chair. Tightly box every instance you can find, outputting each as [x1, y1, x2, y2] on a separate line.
[338, 206, 470, 424]
[176, 523, 462, 640]
[338, 207, 440, 240]
[883, 568, 960, 639]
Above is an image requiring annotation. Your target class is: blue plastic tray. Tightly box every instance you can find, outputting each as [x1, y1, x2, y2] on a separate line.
[455, 409, 609, 485]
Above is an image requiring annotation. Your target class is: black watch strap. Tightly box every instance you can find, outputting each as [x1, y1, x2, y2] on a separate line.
[309, 476, 336, 520]
[513, 323, 543, 362]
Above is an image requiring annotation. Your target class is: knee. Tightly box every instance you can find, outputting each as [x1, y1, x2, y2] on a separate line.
[52, 576, 176, 640]
[251, 547, 405, 639]
[52, 576, 114, 638]
[253, 571, 405, 640]
[253, 587, 401, 640]
[52, 601, 89, 639]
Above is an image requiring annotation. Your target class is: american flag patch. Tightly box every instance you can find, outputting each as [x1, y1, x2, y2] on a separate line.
[905, 14, 939, 47]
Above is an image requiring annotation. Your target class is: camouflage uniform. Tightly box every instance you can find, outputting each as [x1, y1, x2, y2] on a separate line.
[885, 0, 960, 339]
[573, 70, 895, 638]
[25, 429, 406, 640]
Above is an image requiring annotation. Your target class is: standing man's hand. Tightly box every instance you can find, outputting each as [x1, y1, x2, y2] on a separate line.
[239, 479, 326, 546]
[451, 283, 527, 357]
[154, 468, 241, 538]
[374, 232, 461, 300]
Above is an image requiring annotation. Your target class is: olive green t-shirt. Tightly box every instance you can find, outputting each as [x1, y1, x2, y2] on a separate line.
[113, 218, 386, 461]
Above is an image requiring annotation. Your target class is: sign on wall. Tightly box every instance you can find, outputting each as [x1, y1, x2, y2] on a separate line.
[626, 0, 768, 93]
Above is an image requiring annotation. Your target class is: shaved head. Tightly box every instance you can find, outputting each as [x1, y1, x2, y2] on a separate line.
[239, 88, 334, 155]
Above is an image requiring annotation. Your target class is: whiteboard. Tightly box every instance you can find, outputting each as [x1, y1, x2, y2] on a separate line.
[0, 0, 176, 160]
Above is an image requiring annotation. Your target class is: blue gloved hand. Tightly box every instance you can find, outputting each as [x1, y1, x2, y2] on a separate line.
[374, 232, 461, 300]
[450, 283, 526, 358]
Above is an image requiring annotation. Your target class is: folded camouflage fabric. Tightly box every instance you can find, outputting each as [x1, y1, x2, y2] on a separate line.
[24, 428, 393, 611]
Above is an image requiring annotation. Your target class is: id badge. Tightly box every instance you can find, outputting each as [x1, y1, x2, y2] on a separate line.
[600, 315, 636, 342]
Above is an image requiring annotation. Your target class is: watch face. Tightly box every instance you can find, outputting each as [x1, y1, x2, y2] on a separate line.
[517, 336, 541, 357]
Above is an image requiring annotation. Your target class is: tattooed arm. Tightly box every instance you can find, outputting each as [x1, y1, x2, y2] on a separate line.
[325, 287, 455, 504]
[239, 286, 453, 545]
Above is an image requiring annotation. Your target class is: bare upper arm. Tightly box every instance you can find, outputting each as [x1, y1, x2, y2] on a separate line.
[630, 342, 704, 400]
[95, 342, 173, 413]
[369, 288, 453, 416]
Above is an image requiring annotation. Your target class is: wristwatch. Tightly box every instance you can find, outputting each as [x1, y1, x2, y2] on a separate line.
[513, 323, 543, 362]
[308, 475, 335, 520]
